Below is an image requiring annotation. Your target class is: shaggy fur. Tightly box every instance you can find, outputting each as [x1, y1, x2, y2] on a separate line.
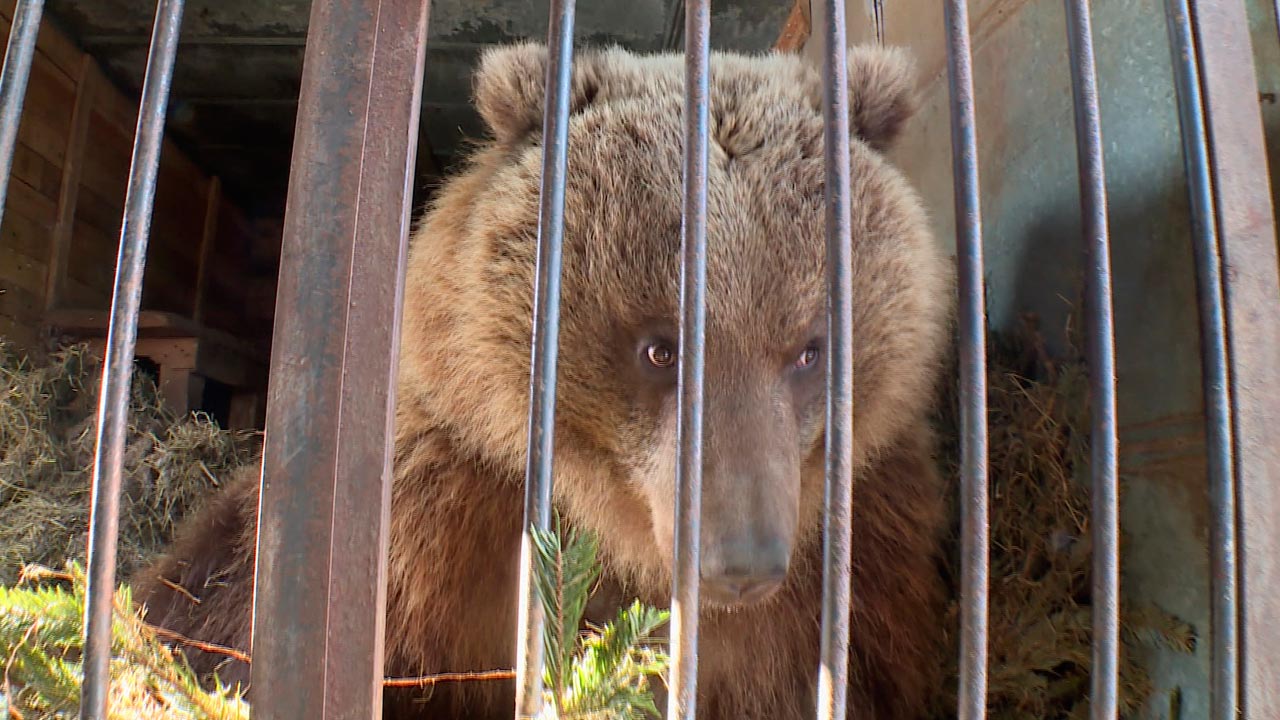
[132, 42, 955, 719]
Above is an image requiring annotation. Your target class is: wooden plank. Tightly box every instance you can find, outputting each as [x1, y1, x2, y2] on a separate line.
[3, 54, 77, 172]
[0, 282, 44, 326]
[73, 182, 125, 237]
[192, 176, 221, 323]
[45, 55, 95, 312]
[1, 243, 48, 297]
[46, 307, 201, 337]
[1, 172, 55, 227]
[60, 276, 107, 308]
[11, 143, 60, 201]
[0, 191, 54, 261]
[0, 0, 83, 83]
[76, 112, 131, 218]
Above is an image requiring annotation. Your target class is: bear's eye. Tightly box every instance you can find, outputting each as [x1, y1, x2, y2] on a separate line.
[645, 343, 676, 369]
[795, 345, 820, 370]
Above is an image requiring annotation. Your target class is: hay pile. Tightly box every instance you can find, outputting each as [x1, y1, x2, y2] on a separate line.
[931, 312, 1195, 719]
[0, 341, 261, 585]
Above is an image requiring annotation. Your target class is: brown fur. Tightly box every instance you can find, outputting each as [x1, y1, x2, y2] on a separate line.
[132, 42, 954, 719]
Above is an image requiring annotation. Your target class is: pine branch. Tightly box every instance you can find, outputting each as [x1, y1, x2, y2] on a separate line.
[530, 520, 670, 720]
[0, 562, 249, 719]
[531, 517, 602, 713]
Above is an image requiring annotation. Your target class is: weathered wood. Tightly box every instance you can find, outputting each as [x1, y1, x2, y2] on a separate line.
[44, 55, 96, 312]
[0, 0, 80, 84]
[191, 176, 220, 323]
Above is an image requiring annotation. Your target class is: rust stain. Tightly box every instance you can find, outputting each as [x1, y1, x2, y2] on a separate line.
[773, 0, 811, 54]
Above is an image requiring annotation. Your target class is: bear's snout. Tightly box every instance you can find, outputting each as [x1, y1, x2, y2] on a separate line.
[700, 531, 790, 606]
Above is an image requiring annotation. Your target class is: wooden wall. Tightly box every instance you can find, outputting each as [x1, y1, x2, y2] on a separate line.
[0, 1, 273, 356]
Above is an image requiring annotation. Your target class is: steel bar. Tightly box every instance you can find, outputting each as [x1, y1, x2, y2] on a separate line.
[1274, 0, 1280, 48]
[249, 0, 431, 717]
[815, 0, 855, 718]
[512, 0, 576, 716]
[944, 1, 989, 718]
[79, 1, 185, 718]
[666, 0, 710, 718]
[1163, 1, 1238, 716]
[1187, 0, 1280, 716]
[1062, 2, 1120, 718]
[0, 0, 44, 230]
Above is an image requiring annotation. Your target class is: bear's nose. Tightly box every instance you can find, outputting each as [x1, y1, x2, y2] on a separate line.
[700, 536, 789, 606]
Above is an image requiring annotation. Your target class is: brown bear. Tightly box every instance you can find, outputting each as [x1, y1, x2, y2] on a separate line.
[132, 40, 955, 720]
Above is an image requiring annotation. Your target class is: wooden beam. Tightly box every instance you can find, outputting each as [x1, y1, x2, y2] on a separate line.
[43, 54, 96, 313]
[774, 0, 812, 53]
[192, 175, 221, 323]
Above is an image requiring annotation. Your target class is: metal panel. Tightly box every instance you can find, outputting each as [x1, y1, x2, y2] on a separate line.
[1164, 1, 1239, 717]
[1063, 1, 1121, 718]
[1188, 0, 1280, 716]
[0, 0, 43, 229]
[666, 0, 710, 718]
[943, 1, 990, 719]
[513, 1, 576, 717]
[815, 0, 856, 718]
[79, 1, 186, 718]
[248, 0, 430, 717]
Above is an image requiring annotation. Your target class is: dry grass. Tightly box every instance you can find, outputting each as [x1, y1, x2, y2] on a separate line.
[0, 341, 261, 586]
[930, 312, 1195, 719]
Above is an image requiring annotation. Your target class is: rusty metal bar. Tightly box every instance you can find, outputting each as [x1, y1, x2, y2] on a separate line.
[1063, 2, 1120, 718]
[0, 0, 44, 230]
[79, 1, 185, 718]
[1187, 1, 1280, 716]
[815, 0, 855, 718]
[944, 0, 989, 718]
[513, 0, 576, 716]
[1164, 0, 1238, 716]
[248, 0, 431, 717]
[666, 0, 710, 718]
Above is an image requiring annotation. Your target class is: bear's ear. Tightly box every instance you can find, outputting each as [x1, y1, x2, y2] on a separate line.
[473, 42, 602, 144]
[843, 44, 920, 152]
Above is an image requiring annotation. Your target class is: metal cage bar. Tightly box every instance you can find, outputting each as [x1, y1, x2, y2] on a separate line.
[1163, 1, 1239, 717]
[248, 0, 430, 717]
[943, 1, 990, 718]
[666, 0, 710, 718]
[513, 0, 577, 716]
[0, 0, 43, 230]
[1186, 0, 1280, 715]
[78, 1, 186, 718]
[815, 0, 856, 718]
[1062, 2, 1121, 718]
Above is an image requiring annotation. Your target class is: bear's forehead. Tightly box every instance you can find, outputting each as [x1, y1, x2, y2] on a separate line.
[552, 145, 828, 341]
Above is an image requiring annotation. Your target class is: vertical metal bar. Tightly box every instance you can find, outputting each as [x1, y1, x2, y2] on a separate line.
[249, 0, 431, 717]
[1062, 2, 1120, 718]
[79, 1, 185, 718]
[944, 1, 989, 718]
[666, 0, 710, 718]
[1273, 0, 1280, 47]
[815, 0, 855, 718]
[1186, 0, 1280, 716]
[1163, 2, 1238, 717]
[0, 0, 44, 229]
[513, 1, 576, 716]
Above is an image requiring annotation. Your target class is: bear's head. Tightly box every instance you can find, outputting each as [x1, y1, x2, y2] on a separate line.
[398, 42, 952, 608]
